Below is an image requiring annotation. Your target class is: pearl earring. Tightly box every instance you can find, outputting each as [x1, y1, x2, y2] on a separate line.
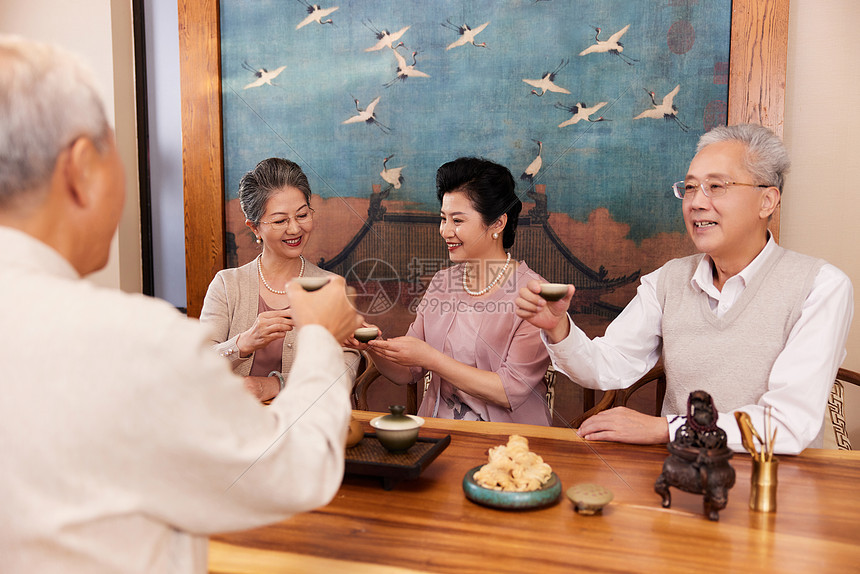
[492, 232, 499, 240]
[256, 237, 262, 244]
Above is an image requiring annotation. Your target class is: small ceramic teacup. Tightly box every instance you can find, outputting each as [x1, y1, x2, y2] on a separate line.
[354, 327, 379, 343]
[539, 283, 568, 302]
[293, 277, 330, 292]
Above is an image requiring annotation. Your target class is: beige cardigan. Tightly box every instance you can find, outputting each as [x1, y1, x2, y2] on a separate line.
[200, 258, 360, 382]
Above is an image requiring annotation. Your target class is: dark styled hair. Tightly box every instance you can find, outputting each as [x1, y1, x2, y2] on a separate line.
[239, 158, 312, 224]
[435, 157, 522, 249]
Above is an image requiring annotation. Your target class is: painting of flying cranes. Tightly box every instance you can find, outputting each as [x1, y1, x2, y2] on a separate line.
[220, 0, 732, 293]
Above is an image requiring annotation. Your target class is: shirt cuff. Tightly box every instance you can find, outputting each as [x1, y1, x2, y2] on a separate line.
[541, 315, 588, 376]
[218, 335, 251, 368]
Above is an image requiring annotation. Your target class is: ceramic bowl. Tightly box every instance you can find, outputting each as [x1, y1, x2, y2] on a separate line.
[370, 407, 425, 453]
[354, 327, 379, 343]
[565, 483, 613, 515]
[293, 276, 330, 292]
[539, 283, 568, 302]
[463, 466, 562, 510]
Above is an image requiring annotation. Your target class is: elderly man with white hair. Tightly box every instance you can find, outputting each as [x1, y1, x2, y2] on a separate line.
[0, 36, 362, 572]
[516, 123, 853, 455]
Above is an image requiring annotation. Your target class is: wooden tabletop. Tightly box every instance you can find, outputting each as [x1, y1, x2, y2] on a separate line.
[210, 411, 860, 573]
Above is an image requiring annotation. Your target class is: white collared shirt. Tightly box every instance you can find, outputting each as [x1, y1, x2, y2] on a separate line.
[544, 236, 853, 454]
[0, 226, 353, 573]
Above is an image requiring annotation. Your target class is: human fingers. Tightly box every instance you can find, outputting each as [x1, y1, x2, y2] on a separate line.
[577, 407, 666, 445]
[517, 284, 545, 307]
[257, 315, 292, 335]
[366, 337, 406, 355]
[257, 309, 290, 320]
[343, 330, 374, 350]
[288, 276, 362, 341]
[515, 293, 544, 316]
[366, 338, 394, 351]
[576, 408, 617, 436]
[343, 336, 366, 350]
[551, 284, 576, 308]
[255, 311, 291, 330]
[366, 344, 409, 366]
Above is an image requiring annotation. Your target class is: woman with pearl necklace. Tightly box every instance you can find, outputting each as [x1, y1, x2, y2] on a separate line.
[350, 157, 552, 425]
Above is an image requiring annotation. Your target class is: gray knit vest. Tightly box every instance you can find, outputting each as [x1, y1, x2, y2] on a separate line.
[657, 245, 824, 416]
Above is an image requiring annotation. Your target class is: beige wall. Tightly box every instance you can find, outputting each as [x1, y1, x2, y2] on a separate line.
[0, 0, 141, 292]
[783, 0, 860, 442]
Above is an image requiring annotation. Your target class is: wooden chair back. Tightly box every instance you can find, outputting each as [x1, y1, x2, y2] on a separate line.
[829, 368, 860, 450]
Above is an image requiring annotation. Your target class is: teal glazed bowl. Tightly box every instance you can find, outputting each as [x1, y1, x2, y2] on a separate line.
[462, 466, 562, 510]
[370, 406, 425, 453]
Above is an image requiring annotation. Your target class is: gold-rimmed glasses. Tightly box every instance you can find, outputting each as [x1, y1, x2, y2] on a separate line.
[672, 179, 769, 200]
[259, 207, 314, 229]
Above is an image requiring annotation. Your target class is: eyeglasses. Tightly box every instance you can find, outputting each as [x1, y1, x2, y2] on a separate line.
[259, 207, 314, 229]
[672, 179, 769, 200]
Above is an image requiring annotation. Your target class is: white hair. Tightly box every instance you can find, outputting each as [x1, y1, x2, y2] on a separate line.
[0, 35, 111, 209]
[696, 124, 791, 192]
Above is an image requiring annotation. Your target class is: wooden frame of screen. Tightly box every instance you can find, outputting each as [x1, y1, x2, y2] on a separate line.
[178, 0, 789, 317]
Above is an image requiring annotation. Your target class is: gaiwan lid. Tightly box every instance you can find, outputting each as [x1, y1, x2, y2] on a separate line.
[566, 483, 614, 515]
[371, 405, 424, 430]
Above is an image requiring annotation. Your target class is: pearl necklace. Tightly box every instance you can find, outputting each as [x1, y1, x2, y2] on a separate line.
[257, 254, 304, 295]
[463, 252, 512, 297]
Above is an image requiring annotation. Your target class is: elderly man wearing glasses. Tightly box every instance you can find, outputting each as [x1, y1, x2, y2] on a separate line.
[516, 124, 853, 455]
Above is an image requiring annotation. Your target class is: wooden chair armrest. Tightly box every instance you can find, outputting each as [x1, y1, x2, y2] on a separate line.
[616, 364, 666, 415]
[351, 352, 418, 414]
[569, 390, 617, 429]
[351, 352, 378, 410]
[836, 368, 860, 388]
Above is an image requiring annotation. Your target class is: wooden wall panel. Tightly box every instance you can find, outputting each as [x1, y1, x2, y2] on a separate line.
[729, 0, 790, 241]
[178, 0, 224, 318]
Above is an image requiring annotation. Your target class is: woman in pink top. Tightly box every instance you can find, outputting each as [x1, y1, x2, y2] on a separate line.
[356, 158, 552, 425]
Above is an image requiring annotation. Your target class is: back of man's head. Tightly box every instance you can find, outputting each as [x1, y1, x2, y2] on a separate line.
[0, 36, 110, 212]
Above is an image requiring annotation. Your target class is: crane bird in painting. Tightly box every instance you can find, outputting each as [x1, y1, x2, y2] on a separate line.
[380, 154, 405, 190]
[242, 62, 287, 90]
[442, 19, 490, 50]
[634, 85, 689, 131]
[342, 96, 391, 134]
[579, 25, 638, 66]
[295, 1, 338, 29]
[520, 140, 543, 187]
[384, 44, 430, 87]
[364, 21, 410, 52]
[555, 101, 608, 127]
[523, 60, 570, 97]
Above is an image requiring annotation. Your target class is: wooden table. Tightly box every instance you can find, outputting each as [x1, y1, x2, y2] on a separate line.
[210, 412, 860, 573]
